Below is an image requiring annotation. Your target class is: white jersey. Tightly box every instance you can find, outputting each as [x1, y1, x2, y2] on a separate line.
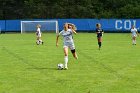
[59, 29, 74, 43]
[36, 28, 41, 37]
[37, 28, 41, 34]
[131, 28, 137, 36]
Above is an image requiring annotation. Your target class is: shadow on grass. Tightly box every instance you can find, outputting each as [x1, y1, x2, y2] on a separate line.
[27, 67, 57, 70]
[2, 47, 58, 71]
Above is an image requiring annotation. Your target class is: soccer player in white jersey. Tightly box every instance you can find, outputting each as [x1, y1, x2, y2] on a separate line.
[130, 25, 139, 45]
[36, 24, 43, 45]
[56, 23, 78, 70]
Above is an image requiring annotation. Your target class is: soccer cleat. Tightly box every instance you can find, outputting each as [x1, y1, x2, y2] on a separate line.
[42, 42, 44, 45]
[75, 56, 78, 59]
[64, 67, 68, 70]
[74, 55, 78, 59]
[132, 44, 136, 45]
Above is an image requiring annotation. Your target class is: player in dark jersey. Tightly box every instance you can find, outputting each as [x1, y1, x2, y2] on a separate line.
[96, 23, 104, 50]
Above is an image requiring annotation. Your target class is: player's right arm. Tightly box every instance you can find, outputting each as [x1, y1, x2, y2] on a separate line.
[56, 35, 59, 47]
[71, 29, 77, 34]
[56, 31, 63, 47]
[136, 29, 139, 36]
[102, 29, 104, 33]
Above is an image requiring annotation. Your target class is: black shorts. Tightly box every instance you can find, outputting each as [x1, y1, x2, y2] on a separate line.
[97, 36, 102, 38]
[71, 49, 76, 53]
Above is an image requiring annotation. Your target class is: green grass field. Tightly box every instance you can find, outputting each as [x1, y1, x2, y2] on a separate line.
[0, 33, 140, 93]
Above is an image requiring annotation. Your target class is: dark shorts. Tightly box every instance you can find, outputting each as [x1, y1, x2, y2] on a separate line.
[97, 35, 102, 38]
[71, 49, 76, 53]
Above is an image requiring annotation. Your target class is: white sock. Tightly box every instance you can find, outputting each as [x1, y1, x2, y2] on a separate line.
[134, 40, 136, 44]
[64, 56, 68, 68]
[132, 40, 135, 44]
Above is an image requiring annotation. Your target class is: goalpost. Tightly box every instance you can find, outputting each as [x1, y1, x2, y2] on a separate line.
[21, 20, 59, 34]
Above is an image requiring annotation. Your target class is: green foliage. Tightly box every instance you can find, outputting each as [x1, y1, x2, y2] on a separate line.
[0, 0, 140, 19]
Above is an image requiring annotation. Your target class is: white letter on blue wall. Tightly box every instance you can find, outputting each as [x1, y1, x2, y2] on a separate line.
[133, 20, 136, 27]
[115, 20, 122, 30]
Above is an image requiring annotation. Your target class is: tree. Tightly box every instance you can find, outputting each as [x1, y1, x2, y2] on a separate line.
[0, 0, 140, 19]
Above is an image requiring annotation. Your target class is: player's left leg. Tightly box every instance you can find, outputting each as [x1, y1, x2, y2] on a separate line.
[98, 37, 102, 49]
[133, 36, 136, 45]
[38, 33, 43, 45]
[39, 37, 43, 45]
[71, 49, 78, 59]
[69, 43, 78, 59]
[132, 36, 136, 45]
[36, 37, 40, 45]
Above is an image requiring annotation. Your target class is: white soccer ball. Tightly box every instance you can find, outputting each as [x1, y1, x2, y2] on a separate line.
[57, 63, 64, 70]
[36, 41, 40, 45]
[36, 41, 41, 45]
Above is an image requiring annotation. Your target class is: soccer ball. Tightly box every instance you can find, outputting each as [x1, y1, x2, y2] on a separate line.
[57, 63, 64, 70]
[36, 41, 40, 45]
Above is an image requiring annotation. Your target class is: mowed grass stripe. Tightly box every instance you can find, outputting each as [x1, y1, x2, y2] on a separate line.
[0, 33, 139, 93]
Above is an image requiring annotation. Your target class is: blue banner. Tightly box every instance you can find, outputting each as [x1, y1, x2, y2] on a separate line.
[0, 19, 140, 32]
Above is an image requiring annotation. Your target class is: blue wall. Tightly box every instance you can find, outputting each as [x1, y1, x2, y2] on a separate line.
[0, 19, 140, 32]
[0, 20, 5, 31]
